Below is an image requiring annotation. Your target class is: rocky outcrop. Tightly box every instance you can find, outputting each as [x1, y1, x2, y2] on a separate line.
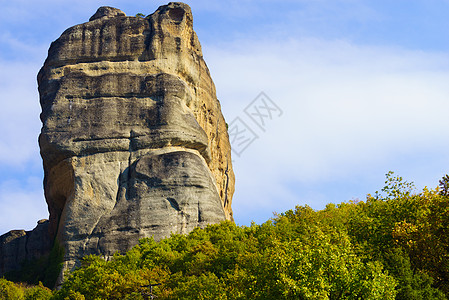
[0, 220, 52, 275]
[36, 2, 234, 277]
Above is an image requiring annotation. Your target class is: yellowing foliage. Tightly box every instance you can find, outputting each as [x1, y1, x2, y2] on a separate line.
[1, 172, 448, 299]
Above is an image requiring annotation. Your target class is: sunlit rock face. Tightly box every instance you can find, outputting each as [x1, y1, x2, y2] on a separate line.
[37, 2, 234, 276]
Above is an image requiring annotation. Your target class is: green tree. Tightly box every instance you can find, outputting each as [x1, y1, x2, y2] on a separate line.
[0, 279, 52, 300]
[0, 278, 24, 299]
[24, 172, 449, 299]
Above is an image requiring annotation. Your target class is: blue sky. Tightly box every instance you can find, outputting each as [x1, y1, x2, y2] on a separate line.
[1, 0, 449, 233]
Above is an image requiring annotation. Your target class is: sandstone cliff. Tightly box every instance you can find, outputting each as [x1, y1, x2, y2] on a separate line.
[0, 220, 52, 275]
[1, 2, 234, 280]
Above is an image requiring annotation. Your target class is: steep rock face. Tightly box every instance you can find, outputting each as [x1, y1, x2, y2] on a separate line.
[37, 3, 234, 275]
[0, 220, 52, 275]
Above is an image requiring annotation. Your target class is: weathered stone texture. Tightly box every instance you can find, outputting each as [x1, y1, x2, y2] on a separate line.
[0, 220, 52, 275]
[36, 2, 234, 276]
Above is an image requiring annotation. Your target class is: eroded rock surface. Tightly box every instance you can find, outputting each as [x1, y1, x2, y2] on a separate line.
[0, 220, 52, 275]
[36, 2, 234, 276]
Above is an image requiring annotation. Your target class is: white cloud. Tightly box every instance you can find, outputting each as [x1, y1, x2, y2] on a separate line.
[0, 177, 47, 234]
[0, 60, 42, 167]
[204, 38, 449, 223]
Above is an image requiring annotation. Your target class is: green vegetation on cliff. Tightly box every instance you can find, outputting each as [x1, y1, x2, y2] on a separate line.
[1, 172, 449, 299]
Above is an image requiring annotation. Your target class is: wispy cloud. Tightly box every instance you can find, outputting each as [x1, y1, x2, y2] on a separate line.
[204, 37, 449, 223]
[0, 177, 47, 234]
[0, 60, 42, 167]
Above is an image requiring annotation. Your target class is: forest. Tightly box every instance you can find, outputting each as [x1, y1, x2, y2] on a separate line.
[1, 172, 448, 299]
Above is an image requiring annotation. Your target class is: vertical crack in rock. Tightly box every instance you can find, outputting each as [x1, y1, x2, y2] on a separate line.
[198, 201, 202, 222]
[224, 157, 230, 209]
[26, 2, 236, 281]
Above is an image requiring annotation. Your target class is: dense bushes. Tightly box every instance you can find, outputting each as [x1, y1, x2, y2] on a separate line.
[0, 279, 52, 300]
[53, 223, 397, 299]
[1, 172, 448, 299]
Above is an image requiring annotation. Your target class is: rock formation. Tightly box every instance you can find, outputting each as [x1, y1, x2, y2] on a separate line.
[0, 220, 52, 275]
[0, 2, 234, 280]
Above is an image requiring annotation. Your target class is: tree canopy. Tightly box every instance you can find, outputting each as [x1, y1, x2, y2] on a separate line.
[1, 172, 448, 299]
